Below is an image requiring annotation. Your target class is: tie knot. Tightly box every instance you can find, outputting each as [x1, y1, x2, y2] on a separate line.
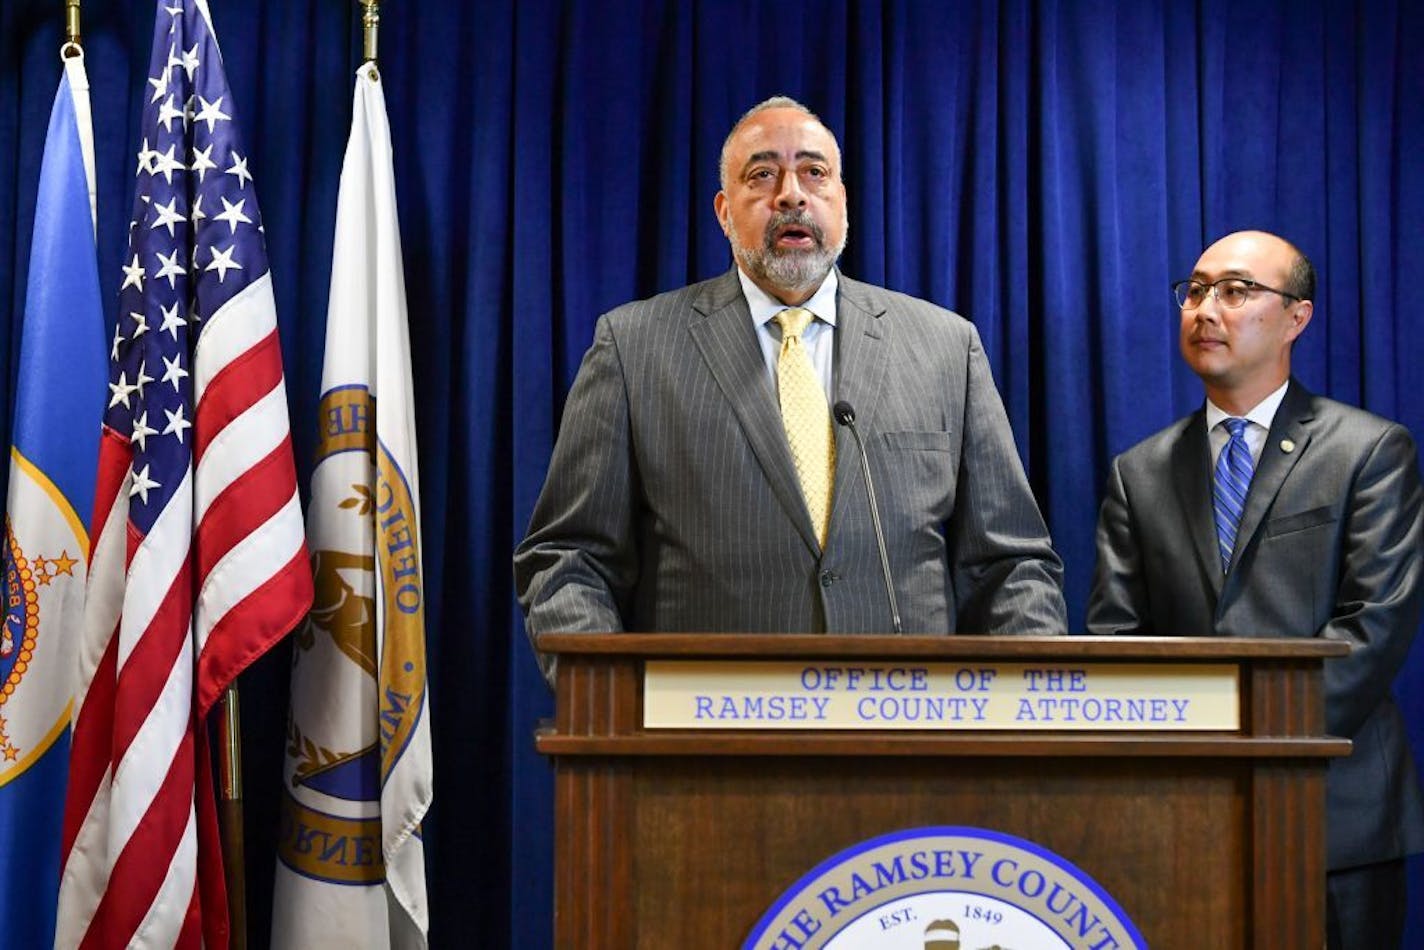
[1223, 417, 1250, 439]
[776, 307, 814, 339]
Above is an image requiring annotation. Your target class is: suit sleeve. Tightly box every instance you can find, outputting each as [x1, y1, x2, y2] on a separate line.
[945, 328, 1068, 635]
[1319, 423, 1424, 738]
[514, 317, 638, 650]
[1085, 455, 1151, 635]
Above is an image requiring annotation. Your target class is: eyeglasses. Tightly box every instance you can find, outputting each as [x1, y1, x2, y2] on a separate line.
[1171, 277, 1299, 310]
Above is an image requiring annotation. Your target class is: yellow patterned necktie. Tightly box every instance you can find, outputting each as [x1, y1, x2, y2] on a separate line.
[775, 307, 835, 548]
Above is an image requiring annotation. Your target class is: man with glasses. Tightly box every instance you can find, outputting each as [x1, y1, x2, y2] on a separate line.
[1087, 229, 1424, 948]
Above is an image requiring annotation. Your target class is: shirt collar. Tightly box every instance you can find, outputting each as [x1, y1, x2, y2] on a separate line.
[1205, 379, 1290, 432]
[737, 267, 839, 329]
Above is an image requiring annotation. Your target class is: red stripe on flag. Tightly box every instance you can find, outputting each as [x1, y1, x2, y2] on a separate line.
[195, 546, 312, 716]
[59, 632, 117, 863]
[178, 880, 204, 950]
[193, 436, 299, 583]
[194, 730, 229, 950]
[193, 329, 283, 463]
[110, 558, 194, 765]
[78, 730, 194, 950]
[86, 428, 130, 565]
[60, 427, 130, 866]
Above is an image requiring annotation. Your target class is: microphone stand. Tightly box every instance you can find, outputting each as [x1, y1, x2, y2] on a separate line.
[833, 401, 902, 634]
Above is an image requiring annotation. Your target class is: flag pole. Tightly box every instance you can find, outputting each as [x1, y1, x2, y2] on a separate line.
[361, 0, 380, 65]
[218, 687, 247, 949]
[63, 0, 81, 54]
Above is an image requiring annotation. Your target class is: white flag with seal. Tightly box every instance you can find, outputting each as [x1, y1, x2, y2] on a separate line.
[272, 61, 432, 949]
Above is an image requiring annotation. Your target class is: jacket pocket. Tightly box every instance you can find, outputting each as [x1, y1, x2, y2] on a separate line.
[879, 430, 959, 523]
[883, 430, 954, 453]
[1264, 505, 1334, 538]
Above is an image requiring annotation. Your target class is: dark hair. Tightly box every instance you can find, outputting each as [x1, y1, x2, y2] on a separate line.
[1285, 246, 1316, 301]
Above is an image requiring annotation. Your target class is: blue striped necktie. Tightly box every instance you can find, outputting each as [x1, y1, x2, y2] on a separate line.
[1213, 417, 1255, 572]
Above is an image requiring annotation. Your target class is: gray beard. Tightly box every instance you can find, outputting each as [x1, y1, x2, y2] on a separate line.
[729, 210, 847, 298]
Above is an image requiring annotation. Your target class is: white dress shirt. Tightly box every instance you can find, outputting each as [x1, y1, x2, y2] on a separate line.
[1205, 379, 1290, 467]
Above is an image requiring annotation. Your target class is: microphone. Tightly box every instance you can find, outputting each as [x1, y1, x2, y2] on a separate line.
[832, 401, 902, 634]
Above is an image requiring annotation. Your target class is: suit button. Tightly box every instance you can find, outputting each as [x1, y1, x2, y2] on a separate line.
[819, 571, 837, 587]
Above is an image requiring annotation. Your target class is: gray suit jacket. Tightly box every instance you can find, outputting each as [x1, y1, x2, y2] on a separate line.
[1087, 379, 1424, 869]
[515, 268, 1066, 647]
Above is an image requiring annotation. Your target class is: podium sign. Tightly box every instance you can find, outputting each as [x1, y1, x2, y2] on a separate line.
[643, 659, 1239, 730]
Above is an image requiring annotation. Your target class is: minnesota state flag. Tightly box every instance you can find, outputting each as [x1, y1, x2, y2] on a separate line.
[0, 52, 106, 950]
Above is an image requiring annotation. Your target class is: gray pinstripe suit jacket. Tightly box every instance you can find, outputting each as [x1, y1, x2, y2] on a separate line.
[515, 268, 1067, 653]
[1087, 379, 1424, 870]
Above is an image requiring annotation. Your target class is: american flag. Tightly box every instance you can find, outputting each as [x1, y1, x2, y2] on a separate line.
[55, 2, 313, 947]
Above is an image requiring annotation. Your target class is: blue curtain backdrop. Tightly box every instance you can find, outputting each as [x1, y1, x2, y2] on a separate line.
[3, 0, 1422, 945]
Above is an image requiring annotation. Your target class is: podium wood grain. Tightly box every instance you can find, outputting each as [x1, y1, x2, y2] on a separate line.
[535, 635, 1347, 948]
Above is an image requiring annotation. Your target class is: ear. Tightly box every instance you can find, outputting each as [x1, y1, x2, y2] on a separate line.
[713, 191, 730, 236]
[1284, 299, 1313, 343]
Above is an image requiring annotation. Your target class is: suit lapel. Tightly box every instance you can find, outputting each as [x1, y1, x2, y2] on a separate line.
[1226, 379, 1315, 573]
[1172, 410, 1225, 599]
[688, 270, 820, 553]
[827, 276, 889, 540]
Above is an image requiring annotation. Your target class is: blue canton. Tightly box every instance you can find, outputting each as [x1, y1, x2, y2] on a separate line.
[110, 0, 270, 537]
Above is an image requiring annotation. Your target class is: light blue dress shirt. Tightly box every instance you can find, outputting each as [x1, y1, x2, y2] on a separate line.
[736, 267, 838, 398]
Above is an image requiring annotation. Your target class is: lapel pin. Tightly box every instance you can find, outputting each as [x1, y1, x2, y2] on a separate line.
[1280, 439, 1296, 454]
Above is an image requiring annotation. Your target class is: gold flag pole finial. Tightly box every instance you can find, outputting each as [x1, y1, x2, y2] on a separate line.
[63, 0, 82, 57]
[361, 0, 380, 66]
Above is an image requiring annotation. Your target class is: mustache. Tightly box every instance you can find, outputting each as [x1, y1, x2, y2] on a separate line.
[762, 210, 825, 250]
[1186, 316, 1224, 343]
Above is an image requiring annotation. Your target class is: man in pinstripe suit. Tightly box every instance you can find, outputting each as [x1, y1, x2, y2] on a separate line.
[515, 97, 1066, 662]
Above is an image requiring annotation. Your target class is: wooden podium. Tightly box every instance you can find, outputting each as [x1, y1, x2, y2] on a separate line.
[534, 634, 1348, 948]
